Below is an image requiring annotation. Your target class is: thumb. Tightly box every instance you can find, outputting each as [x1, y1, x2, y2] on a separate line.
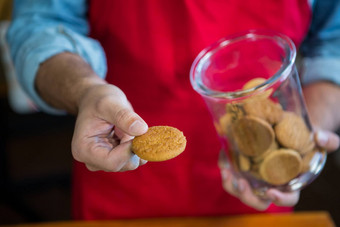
[84, 84, 148, 136]
[110, 105, 148, 136]
[314, 130, 340, 152]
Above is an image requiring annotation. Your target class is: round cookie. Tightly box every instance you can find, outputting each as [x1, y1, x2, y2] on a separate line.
[242, 77, 267, 90]
[218, 113, 233, 136]
[299, 139, 315, 155]
[226, 102, 244, 120]
[231, 116, 275, 157]
[238, 154, 251, 172]
[243, 98, 283, 125]
[132, 126, 187, 161]
[242, 77, 272, 99]
[259, 148, 302, 185]
[274, 112, 312, 152]
[251, 141, 279, 163]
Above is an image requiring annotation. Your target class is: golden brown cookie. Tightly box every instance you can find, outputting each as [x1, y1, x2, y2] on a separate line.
[299, 139, 315, 155]
[226, 102, 244, 120]
[243, 98, 283, 125]
[231, 116, 275, 157]
[251, 141, 279, 163]
[259, 148, 302, 185]
[274, 112, 312, 152]
[242, 77, 267, 90]
[242, 77, 272, 99]
[132, 126, 187, 162]
[238, 154, 251, 172]
[218, 113, 233, 136]
[214, 121, 223, 136]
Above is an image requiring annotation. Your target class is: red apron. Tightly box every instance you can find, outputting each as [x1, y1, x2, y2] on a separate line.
[72, 0, 311, 219]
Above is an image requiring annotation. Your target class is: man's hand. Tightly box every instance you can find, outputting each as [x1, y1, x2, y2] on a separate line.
[72, 84, 148, 172]
[36, 53, 148, 172]
[220, 81, 340, 210]
[220, 130, 339, 210]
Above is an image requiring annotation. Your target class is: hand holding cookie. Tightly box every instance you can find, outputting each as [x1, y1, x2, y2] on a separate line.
[72, 84, 149, 172]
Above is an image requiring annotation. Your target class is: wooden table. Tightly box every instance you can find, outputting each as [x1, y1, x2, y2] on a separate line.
[1, 211, 335, 227]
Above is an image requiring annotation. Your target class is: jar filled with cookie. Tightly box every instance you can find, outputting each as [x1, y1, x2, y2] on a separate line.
[190, 30, 327, 197]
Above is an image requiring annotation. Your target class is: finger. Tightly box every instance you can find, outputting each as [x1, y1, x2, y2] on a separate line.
[85, 154, 142, 172]
[139, 159, 148, 165]
[236, 179, 272, 211]
[314, 130, 340, 152]
[118, 154, 141, 171]
[105, 143, 138, 172]
[80, 141, 136, 172]
[97, 92, 148, 136]
[114, 127, 134, 142]
[85, 163, 100, 172]
[266, 189, 300, 207]
[221, 169, 271, 211]
[108, 106, 148, 136]
[221, 168, 239, 197]
[112, 129, 148, 167]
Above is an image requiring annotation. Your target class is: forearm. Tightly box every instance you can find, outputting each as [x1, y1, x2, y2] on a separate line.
[36, 52, 106, 115]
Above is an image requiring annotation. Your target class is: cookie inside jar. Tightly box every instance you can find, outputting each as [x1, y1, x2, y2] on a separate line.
[218, 77, 317, 187]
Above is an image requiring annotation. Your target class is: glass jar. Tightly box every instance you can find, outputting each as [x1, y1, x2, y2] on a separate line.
[190, 30, 326, 197]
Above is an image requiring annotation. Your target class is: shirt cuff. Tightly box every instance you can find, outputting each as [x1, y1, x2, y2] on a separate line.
[300, 57, 340, 85]
[15, 25, 107, 114]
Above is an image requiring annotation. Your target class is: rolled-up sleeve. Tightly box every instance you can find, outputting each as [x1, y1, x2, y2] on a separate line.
[6, 0, 107, 114]
[300, 0, 340, 86]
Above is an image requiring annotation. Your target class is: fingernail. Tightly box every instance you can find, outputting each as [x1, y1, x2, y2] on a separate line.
[316, 131, 329, 147]
[129, 120, 148, 135]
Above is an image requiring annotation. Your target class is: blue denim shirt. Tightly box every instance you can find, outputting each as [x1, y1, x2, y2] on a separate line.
[299, 0, 340, 86]
[6, 0, 340, 114]
[6, 0, 106, 114]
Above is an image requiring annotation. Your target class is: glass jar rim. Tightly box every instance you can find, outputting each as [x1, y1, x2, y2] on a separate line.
[190, 29, 297, 99]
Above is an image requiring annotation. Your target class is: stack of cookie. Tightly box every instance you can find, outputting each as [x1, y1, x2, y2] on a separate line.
[217, 78, 316, 186]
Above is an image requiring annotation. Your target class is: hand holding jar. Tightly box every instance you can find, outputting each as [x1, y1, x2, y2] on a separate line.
[190, 30, 339, 209]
